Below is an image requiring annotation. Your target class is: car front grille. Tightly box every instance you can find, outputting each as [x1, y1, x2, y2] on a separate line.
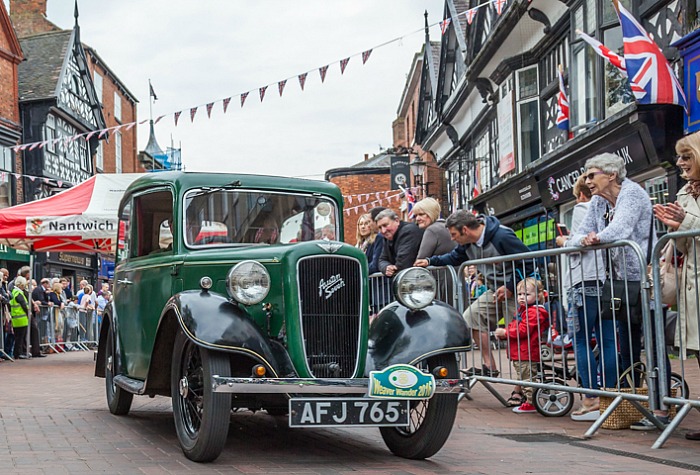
[297, 255, 362, 378]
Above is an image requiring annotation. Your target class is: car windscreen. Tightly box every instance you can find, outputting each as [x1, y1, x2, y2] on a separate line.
[184, 189, 338, 247]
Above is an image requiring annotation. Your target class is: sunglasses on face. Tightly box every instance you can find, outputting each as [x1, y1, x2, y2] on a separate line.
[584, 171, 608, 181]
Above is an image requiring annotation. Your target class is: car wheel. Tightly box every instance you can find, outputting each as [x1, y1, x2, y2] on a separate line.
[379, 354, 459, 459]
[171, 330, 231, 463]
[533, 378, 574, 417]
[105, 324, 133, 415]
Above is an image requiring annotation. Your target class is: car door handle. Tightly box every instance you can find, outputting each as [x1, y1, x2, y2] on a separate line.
[117, 279, 133, 286]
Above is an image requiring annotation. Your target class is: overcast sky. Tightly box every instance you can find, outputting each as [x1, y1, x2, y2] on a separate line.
[26, 1, 445, 179]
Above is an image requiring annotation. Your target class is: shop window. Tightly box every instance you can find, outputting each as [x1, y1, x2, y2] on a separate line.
[571, 43, 597, 130]
[78, 137, 90, 173]
[516, 66, 541, 169]
[96, 142, 103, 171]
[0, 145, 13, 208]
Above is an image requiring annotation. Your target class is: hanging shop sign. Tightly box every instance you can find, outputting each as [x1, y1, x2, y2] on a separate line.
[48, 252, 93, 268]
[481, 176, 540, 217]
[390, 155, 410, 190]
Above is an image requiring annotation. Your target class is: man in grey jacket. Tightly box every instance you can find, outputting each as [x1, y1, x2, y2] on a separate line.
[415, 211, 532, 376]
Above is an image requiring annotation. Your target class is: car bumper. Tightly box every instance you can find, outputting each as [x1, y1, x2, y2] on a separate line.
[211, 376, 470, 394]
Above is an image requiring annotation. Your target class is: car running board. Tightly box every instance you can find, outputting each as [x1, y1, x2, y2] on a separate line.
[114, 375, 146, 395]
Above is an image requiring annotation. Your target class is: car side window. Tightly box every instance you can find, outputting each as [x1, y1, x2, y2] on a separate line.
[117, 200, 131, 263]
[133, 190, 174, 257]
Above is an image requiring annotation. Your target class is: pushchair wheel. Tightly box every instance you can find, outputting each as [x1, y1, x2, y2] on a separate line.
[533, 378, 574, 417]
[540, 344, 552, 360]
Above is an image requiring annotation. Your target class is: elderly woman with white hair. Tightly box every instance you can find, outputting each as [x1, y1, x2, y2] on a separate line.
[412, 197, 456, 259]
[569, 152, 656, 418]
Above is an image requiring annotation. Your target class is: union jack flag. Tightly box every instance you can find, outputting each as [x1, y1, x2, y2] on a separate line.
[405, 187, 416, 220]
[617, 3, 686, 108]
[465, 8, 477, 25]
[555, 68, 570, 134]
[472, 166, 480, 199]
[577, 30, 627, 77]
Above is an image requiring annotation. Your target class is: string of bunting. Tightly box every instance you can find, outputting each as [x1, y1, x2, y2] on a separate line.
[0, 170, 70, 188]
[343, 187, 419, 216]
[10, 4, 512, 152]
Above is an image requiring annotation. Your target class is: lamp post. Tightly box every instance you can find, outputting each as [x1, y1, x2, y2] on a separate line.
[410, 158, 426, 198]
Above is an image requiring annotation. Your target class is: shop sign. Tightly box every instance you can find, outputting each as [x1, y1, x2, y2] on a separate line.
[537, 129, 650, 208]
[498, 80, 516, 176]
[482, 176, 540, 217]
[49, 252, 93, 268]
[390, 155, 410, 190]
[672, 30, 700, 133]
[0, 243, 31, 262]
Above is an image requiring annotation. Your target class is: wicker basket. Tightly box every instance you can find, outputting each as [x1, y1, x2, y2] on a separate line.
[599, 388, 676, 430]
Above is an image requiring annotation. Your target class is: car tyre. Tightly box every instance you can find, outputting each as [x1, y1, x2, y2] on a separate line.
[379, 354, 459, 459]
[171, 330, 232, 463]
[105, 324, 133, 415]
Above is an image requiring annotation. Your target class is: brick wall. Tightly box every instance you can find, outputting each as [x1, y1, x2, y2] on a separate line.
[87, 57, 141, 173]
[9, 0, 61, 37]
[328, 171, 394, 245]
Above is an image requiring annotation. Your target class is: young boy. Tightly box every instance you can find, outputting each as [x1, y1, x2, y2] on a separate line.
[494, 277, 549, 414]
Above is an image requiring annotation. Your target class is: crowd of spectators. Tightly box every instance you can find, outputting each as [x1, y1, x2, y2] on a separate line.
[0, 272, 111, 360]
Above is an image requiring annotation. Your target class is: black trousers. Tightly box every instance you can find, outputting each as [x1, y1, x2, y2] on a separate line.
[13, 325, 27, 358]
[30, 314, 41, 356]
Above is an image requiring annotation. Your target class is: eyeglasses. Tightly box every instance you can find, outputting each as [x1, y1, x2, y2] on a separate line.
[584, 171, 608, 181]
[676, 154, 693, 163]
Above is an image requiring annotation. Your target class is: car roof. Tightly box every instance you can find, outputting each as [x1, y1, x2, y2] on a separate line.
[126, 171, 343, 203]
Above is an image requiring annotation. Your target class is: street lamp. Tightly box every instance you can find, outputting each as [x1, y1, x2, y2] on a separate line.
[410, 158, 426, 197]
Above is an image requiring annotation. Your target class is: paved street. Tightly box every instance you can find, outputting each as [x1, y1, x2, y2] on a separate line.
[1, 351, 700, 474]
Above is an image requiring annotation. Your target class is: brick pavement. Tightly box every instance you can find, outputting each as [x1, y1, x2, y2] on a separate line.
[1, 352, 699, 474]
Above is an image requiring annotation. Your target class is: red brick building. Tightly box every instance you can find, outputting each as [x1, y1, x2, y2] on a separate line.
[326, 153, 401, 246]
[0, 1, 23, 208]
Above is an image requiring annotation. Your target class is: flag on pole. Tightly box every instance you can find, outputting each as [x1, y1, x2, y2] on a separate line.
[616, 3, 687, 108]
[555, 67, 571, 136]
[577, 30, 627, 77]
[149, 81, 158, 101]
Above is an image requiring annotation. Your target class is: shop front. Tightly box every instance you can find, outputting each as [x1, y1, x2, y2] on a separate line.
[0, 244, 31, 276]
[41, 252, 96, 291]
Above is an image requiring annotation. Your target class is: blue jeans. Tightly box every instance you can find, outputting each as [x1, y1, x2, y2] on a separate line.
[573, 294, 617, 390]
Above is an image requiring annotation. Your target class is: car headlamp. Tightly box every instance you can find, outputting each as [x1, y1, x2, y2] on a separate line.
[226, 260, 270, 305]
[392, 267, 436, 310]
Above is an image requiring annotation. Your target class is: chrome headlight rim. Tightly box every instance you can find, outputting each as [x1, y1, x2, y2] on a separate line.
[392, 267, 436, 310]
[226, 260, 271, 305]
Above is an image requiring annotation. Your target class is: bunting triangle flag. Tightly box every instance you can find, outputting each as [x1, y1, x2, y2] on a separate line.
[154, 115, 165, 124]
[259, 86, 268, 102]
[340, 58, 350, 74]
[298, 73, 308, 91]
[440, 18, 451, 35]
[206, 102, 214, 118]
[493, 0, 507, 15]
[125, 122, 137, 131]
[190, 107, 198, 122]
[362, 49, 372, 64]
[57, 180, 62, 187]
[86, 131, 97, 140]
[98, 128, 109, 138]
[466, 8, 477, 25]
[278, 79, 287, 97]
[241, 92, 249, 108]
[319, 65, 329, 83]
[174, 110, 182, 126]
[223, 97, 231, 113]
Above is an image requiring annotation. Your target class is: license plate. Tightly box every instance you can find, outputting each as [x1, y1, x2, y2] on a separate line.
[289, 398, 410, 428]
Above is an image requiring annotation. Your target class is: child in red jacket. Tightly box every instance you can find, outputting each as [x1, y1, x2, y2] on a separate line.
[495, 277, 549, 414]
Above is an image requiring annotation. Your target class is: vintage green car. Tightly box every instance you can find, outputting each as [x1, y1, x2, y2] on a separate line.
[95, 172, 471, 463]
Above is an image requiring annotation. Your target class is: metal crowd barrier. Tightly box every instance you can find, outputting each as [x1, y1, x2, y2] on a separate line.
[0, 305, 13, 361]
[35, 304, 99, 353]
[650, 229, 700, 449]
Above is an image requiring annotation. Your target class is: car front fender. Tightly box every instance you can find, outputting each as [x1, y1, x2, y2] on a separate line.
[364, 300, 471, 374]
[169, 290, 295, 378]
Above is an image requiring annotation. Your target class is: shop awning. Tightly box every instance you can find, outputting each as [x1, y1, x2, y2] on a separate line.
[0, 173, 144, 253]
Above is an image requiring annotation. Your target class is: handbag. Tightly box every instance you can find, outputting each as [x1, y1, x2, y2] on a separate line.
[659, 240, 683, 306]
[599, 209, 653, 325]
